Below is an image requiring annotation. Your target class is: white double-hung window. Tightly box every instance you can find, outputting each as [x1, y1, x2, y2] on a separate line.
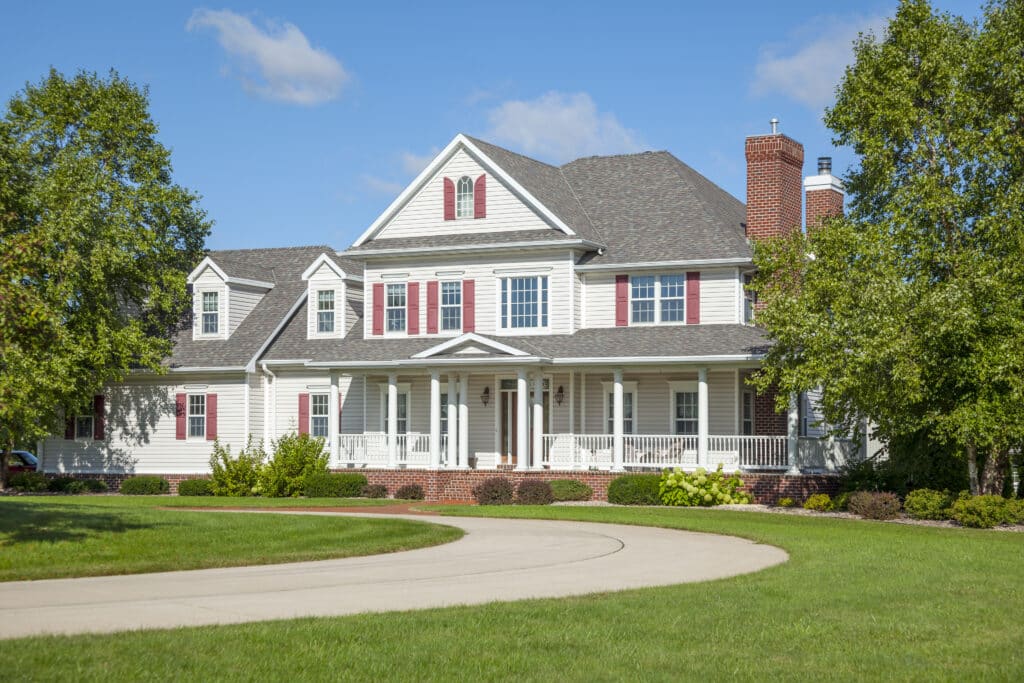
[317, 291, 335, 333]
[386, 284, 406, 333]
[441, 281, 461, 331]
[456, 176, 474, 218]
[631, 275, 685, 324]
[201, 292, 219, 334]
[500, 276, 548, 329]
[669, 382, 699, 435]
[602, 381, 637, 434]
[311, 394, 329, 438]
[188, 394, 206, 438]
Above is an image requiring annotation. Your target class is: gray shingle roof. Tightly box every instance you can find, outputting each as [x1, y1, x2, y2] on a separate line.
[345, 229, 576, 254]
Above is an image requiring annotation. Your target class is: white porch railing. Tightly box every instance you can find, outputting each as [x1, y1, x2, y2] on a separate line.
[624, 435, 698, 468]
[796, 436, 858, 472]
[542, 434, 613, 469]
[337, 432, 434, 468]
[710, 435, 788, 470]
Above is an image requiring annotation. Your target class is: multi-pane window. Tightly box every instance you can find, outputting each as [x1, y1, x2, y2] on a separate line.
[201, 292, 219, 334]
[317, 290, 335, 333]
[456, 176, 474, 218]
[674, 391, 698, 435]
[742, 391, 755, 436]
[383, 393, 409, 434]
[311, 394, 329, 438]
[386, 284, 406, 332]
[441, 281, 461, 331]
[631, 275, 685, 324]
[743, 273, 756, 324]
[188, 394, 206, 438]
[606, 392, 635, 434]
[75, 415, 94, 439]
[500, 276, 548, 329]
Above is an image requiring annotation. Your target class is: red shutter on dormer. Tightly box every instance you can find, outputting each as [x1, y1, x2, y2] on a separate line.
[443, 177, 455, 221]
[175, 393, 187, 440]
[372, 283, 384, 335]
[686, 272, 701, 324]
[474, 174, 486, 218]
[463, 279, 475, 332]
[615, 275, 629, 326]
[426, 281, 439, 334]
[298, 393, 310, 435]
[408, 282, 420, 335]
[93, 395, 105, 440]
[206, 394, 218, 440]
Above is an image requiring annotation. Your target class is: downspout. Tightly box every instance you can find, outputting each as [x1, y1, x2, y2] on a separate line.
[243, 371, 251, 444]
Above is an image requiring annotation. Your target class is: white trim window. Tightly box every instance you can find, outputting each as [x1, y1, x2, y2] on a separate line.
[743, 273, 756, 324]
[188, 394, 206, 439]
[311, 393, 329, 438]
[631, 275, 685, 324]
[500, 276, 548, 329]
[386, 283, 406, 333]
[201, 291, 219, 334]
[456, 176, 474, 218]
[317, 290, 335, 334]
[602, 381, 637, 435]
[381, 391, 409, 434]
[75, 415, 94, 440]
[672, 388, 698, 435]
[742, 390, 755, 436]
[441, 281, 461, 331]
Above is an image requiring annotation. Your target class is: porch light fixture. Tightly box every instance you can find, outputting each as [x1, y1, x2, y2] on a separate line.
[480, 386, 490, 406]
[554, 385, 564, 406]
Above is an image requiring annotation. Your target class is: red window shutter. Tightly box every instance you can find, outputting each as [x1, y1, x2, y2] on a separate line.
[686, 272, 701, 324]
[474, 174, 486, 218]
[407, 282, 420, 335]
[463, 279, 475, 332]
[93, 395, 105, 441]
[64, 416, 74, 440]
[443, 177, 455, 220]
[206, 393, 218, 441]
[426, 281, 439, 334]
[298, 393, 310, 435]
[372, 283, 384, 335]
[175, 393, 187, 440]
[615, 275, 629, 326]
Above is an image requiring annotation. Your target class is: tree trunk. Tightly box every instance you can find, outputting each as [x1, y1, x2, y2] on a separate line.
[967, 444, 979, 495]
[0, 438, 10, 491]
[980, 448, 1009, 496]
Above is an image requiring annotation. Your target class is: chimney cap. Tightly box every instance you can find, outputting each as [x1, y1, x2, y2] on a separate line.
[769, 117, 779, 134]
[817, 156, 832, 174]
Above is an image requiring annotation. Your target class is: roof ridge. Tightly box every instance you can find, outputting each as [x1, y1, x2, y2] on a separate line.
[660, 154, 742, 230]
[462, 134, 561, 170]
[561, 149, 669, 165]
[558, 166, 608, 247]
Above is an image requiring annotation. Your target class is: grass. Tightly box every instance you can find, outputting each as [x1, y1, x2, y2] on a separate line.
[2, 505, 1023, 680]
[0, 496, 460, 581]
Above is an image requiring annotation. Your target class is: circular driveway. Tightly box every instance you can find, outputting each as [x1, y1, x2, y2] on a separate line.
[0, 511, 787, 639]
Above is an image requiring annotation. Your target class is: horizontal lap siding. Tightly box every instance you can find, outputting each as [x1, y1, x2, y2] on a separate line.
[341, 375, 366, 434]
[271, 371, 363, 438]
[228, 285, 266, 337]
[248, 372, 264, 442]
[583, 268, 741, 327]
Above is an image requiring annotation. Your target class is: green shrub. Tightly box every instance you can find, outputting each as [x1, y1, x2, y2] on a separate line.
[472, 477, 514, 505]
[607, 474, 662, 505]
[209, 438, 266, 496]
[803, 493, 834, 512]
[81, 479, 108, 493]
[178, 479, 213, 496]
[119, 476, 170, 495]
[261, 433, 329, 498]
[658, 466, 752, 507]
[777, 497, 795, 507]
[839, 429, 969, 496]
[903, 488, 953, 520]
[47, 476, 78, 493]
[548, 479, 592, 502]
[847, 491, 901, 520]
[8, 472, 48, 492]
[833, 492, 851, 511]
[395, 483, 425, 501]
[361, 483, 388, 499]
[515, 480, 554, 505]
[949, 494, 1015, 529]
[303, 473, 367, 498]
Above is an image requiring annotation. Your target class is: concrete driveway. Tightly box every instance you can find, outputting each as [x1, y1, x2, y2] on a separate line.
[0, 511, 787, 639]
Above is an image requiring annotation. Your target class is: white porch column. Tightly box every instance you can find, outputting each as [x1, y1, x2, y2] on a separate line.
[429, 370, 441, 469]
[612, 369, 624, 472]
[580, 372, 587, 434]
[329, 374, 340, 467]
[568, 370, 577, 469]
[387, 373, 398, 468]
[516, 368, 529, 471]
[458, 373, 470, 469]
[532, 373, 544, 470]
[446, 375, 458, 468]
[697, 367, 709, 466]
[787, 392, 800, 474]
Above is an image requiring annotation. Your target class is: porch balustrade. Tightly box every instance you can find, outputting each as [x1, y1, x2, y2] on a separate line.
[336, 433, 439, 469]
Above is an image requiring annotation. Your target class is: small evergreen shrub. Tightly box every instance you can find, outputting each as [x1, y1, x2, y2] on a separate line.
[833, 492, 851, 511]
[261, 433, 329, 498]
[515, 480, 554, 505]
[608, 474, 661, 505]
[949, 494, 1015, 529]
[777, 497, 795, 507]
[472, 477, 514, 505]
[335, 473, 368, 497]
[803, 493, 834, 512]
[79, 479, 107, 493]
[903, 488, 953, 520]
[303, 473, 367, 498]
[119, 476, 170, 495]
[209, 438, 266, 496]
[395, 483, 425, 500]
[8, 472, 48, 492]
[178, 479, 213, 496]
[548, 479, 592, 502]
[658, 466, 752, 507]
[847, 491, 901, 520]
[362, 484, 388, 499]
[47, 476, 79, 493]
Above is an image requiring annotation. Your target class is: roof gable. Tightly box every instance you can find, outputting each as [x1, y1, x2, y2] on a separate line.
[411, 333, 531, 359]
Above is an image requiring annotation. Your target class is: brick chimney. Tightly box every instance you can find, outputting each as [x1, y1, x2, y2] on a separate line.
[745, 120, 804, 240]
[804, 156, 844, 230]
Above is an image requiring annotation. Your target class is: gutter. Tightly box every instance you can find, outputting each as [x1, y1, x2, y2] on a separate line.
[342, 239, 605, 259]
[575, 257, 754, 271]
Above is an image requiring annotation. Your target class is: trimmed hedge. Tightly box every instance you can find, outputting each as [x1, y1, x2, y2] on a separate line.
[178, 479, 213, 496]
[777, 497, 795, 507]
[8, 472, 48, 492]
[548, 479, 592, 502]
[395, 483, 425, 500]
[803, 493, 834, 512]
[472, 477, 514, 505]
[119, 476, 170, 495]
[949, 494, 1022, 529]
[903, 488, 953, 520]
[607, 474, 661, 505]
[515, 480, 554, 505]
[362, 484, 388, 499]
[847, 491, 901, 520]
[303, 473, 367, 498]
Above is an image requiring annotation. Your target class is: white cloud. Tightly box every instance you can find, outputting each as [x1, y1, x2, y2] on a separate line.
[752, 14, 888, 110]
[400, 147, 440, 175]
[187, 9, 347, 105]
[483, 92, 643, 163]
[361, 174, 404, 196]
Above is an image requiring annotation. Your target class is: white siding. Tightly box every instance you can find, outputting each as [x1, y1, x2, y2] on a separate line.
[306, 265, 346, 340]
[340, 375, 366, 434]
[39, 375, 246, 475]
[192, 268, 227, 340]
[247, 372, 263, 444]
[581, 268, 740, 328]
[228, 284, 266, 337]
[585, 272, 617, 328]
[270, 370, 334, 439]
[377, 149, 555, 240]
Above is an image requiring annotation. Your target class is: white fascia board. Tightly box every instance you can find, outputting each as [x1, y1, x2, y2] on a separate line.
[549, 354, 764, 365]
[804, 174, 845, 194]
[165, 366, 247, 373]
[186, 257, 228, 284]
[412, 332, 531, 359]
[345, 239, 602, 259]
[243, 291, 309, 372]
[225, 276, 275, 289]
[575, 257, 753, 272]
[352, 133, 576, 247]
[306, 356, 548, 370]
[301, 253, 350, 281]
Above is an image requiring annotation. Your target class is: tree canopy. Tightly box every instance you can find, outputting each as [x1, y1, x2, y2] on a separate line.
[0, 69, 210, 485]
[750, 0, 1024, 493]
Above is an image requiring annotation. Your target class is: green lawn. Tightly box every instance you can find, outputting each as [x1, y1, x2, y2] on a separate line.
[0, 496, 459, 581]
[2, 505, 1023, 681]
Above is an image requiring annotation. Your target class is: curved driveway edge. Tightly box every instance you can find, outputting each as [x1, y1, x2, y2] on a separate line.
[0, 511, 787, 639]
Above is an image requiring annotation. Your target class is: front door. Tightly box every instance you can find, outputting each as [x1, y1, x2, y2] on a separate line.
[499, 386, 550, 467]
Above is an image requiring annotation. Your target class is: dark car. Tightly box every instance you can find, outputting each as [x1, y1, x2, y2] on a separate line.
[3, 450, 38, 474]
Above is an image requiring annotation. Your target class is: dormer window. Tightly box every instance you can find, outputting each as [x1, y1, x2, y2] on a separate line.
[456, 176, 474, 218]
[317, 290, 335, 333]
[201, 292, 219, 334]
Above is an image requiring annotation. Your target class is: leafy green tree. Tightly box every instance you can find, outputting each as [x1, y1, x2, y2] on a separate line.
[751, 0, 1024, 494]
[0, 69, 210, 487]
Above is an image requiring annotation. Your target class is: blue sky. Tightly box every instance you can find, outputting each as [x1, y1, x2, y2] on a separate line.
[1, 0, 982, 250]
